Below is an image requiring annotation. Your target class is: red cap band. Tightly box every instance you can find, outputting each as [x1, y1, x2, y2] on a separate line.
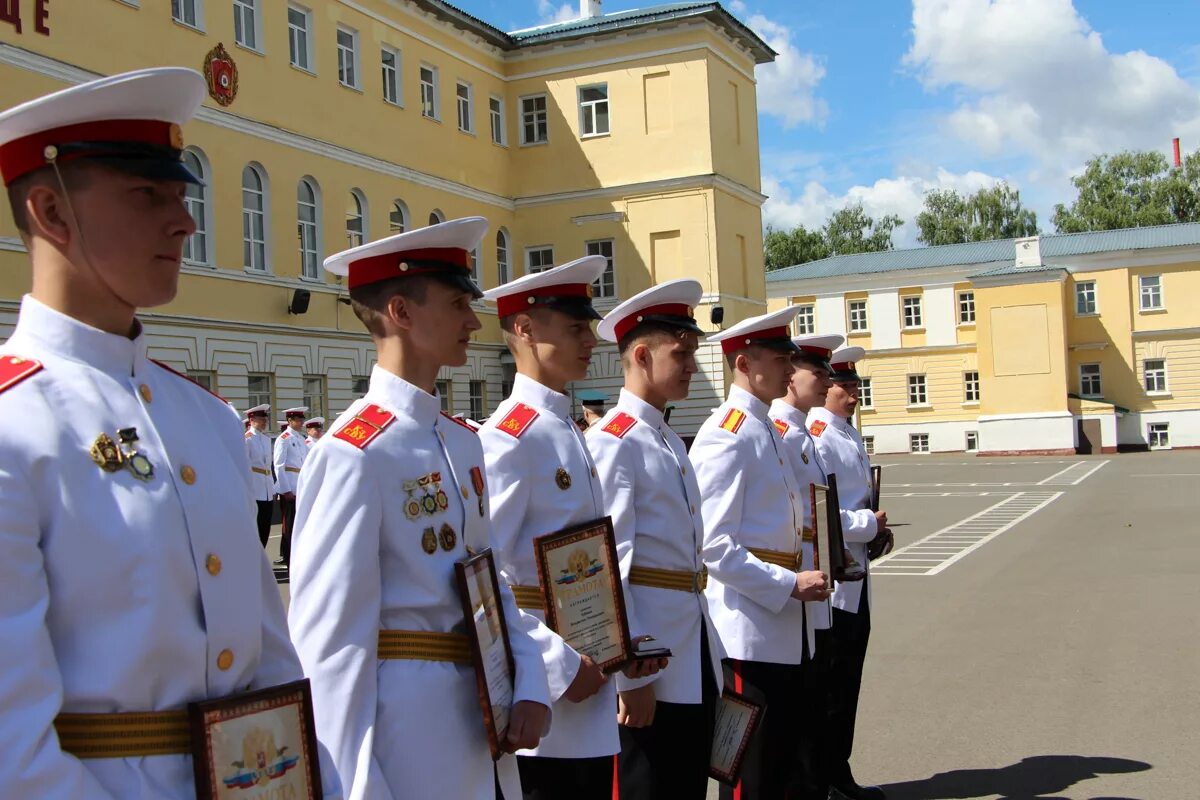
[719, 325, 791, 354]
[831, 360, 856, 371]
[496, 283, 593, 317]
[0, 119, 178, 185]
[347, 247, 470, 289]
[798, 345, 833, 359]
[613, 302, 694, 342]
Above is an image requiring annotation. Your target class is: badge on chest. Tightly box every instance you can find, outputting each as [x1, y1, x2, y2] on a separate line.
[403, 471, 450, 520]
[89, 427, 154, 482]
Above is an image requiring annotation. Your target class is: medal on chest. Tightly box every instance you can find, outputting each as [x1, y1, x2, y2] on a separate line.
[470, 466, 486, 517]
[403, 471, 449, 520]
[117, 428, 155, 482]
[555, 467, 572, 490]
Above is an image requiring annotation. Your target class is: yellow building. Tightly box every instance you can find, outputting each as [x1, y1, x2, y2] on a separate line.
[766, 225, 1200, 454]
[0, 0, 772, 434]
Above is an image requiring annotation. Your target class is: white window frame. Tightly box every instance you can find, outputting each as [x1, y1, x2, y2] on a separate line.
[336, 25, 360, 89]
[1139, 275, 1164, 311]
[381, 45, 402, 106]
[428, 209, 445, 226]
[794, 304, 815, 335]
[578, 83, 610, 138]
[302, 375, 326, 420]
[526, 245, 554, 274]
[352, 375, 370, 397]
[233, 0, 262, 51]
[958, 290, 976, 325]
[489, 95, 507, 146]
[468, 379, 486, 421]
[965, 431, 979, 452]
[181, 148, 213, 267]
[434, 379, 452, 412]
[287, 4, 314, 73]
[1075, 280, 1097, 316]
[1148, 422, 1170, 450]
[389, 200, 409, 233]
[297, 176, 323, 281]
[858, 377, 873, 410]
[468, 247, 480, 283]
[246, 373, 273, 410]
[963, 370, 980, 404]
[419, 65, 439, 120]
[346, 189, 368, 249]
[1143, 358, 1168, 394]
[909, 433, 930, 454]
[586, 239, 616, 299]
[496, 228, 511, 285]
[862, 435, 875, 456]
[847, 299, 869, 332]
[520, 94, 549, 145]
[1079, 363, 1102, 398]
[171, 0, 204, 30]
[902, 295, 924, 329]
[455, 80, 474, 134]
[907, 374, 928, 407]
[241, 162, 270, 274]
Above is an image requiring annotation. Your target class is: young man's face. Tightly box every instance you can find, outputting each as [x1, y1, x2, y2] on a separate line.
[642, 332, 699, 403]
[307, 427, 322, 439]
[788, 358, 832, 410]
[528, 309, 597, 384]
[288, 417, 305, 430]
[404, 281, 482, 368]
[827, 380, 861, 417]
[250, 416, 267, 431]
[741, 346, 795, 401]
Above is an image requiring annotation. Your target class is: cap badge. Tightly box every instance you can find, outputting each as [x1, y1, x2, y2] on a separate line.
[168, 124, 184, 150]
[43, 145, 58, 162]
[555, 467, 572, 491]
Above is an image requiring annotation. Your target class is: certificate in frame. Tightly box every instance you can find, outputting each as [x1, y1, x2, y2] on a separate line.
[870, 464, 882, 512]
[824, 474, 866, 583]
[455, 548, 517, 760]
[709, 689, 765, 785]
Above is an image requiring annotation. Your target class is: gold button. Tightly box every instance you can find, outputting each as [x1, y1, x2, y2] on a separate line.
[778, 458, 784, 466]
[181, 465, 196, 485]
[461, 486, 469, 499]
[592, 468, 598, 478]
[206, 554, 221, 576]
[680, 466, 686, 476]
[217, 649, 234, 671]
[690, 504, 696, 514]
[139, 384, 152, 403]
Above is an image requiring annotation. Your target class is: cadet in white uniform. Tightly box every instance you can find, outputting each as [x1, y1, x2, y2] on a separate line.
[480, 257, 660, 800]
[305, 416, 324, 446]
[244, 403, 276, 547]
[690, 306, 831, 800]
[0, 68, 339, 799]
[273, 405, 308, 566]
[587, 280, 723, 799]
[288, 218, 551, 800]
[769, 333, 843, 800]
[807, 346, 889, 800]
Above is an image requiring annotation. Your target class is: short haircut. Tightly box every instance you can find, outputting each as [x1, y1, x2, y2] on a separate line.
[6, 163, 93, 236]
[348, 275, 432, 337]
[617, 319, 691, 358]
[724, 342, 777, 370]
[499, 305, 556, 337]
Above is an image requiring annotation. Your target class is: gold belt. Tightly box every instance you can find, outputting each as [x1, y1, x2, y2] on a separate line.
[801, 527, 815, 543]
[284, 467, 301, 474]
[629, 565, 708, 593]
[54, 710, 191, 759]
[378, 629, 470, 663]
[508, 584, 545, 611]
[747, 547, 800, 570]
[250, 467, 270, 475]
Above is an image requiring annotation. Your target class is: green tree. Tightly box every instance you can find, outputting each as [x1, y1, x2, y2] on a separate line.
[916, 183, 1038, 246]
[763, 223, 828, 270]
[823, 204, 904, 256]
[1051, 150, 1200, 232]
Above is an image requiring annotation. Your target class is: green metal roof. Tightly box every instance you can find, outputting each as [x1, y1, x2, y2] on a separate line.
[765, 222, 1200, 283]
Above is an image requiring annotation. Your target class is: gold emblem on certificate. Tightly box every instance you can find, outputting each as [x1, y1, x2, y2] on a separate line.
[533, 517, 634, 673]
[709, 688, 764, 785]
[455, 549, 517, 760]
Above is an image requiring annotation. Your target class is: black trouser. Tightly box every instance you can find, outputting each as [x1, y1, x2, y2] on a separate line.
[719, 658, 805, 800]
[255, 500, 274, 548]
[796, 626, 835, 800]
[828, 581, 871, 788]
[616, 626, 718, 799]
[517, 754, 612, 800]
[277, 494, 295, 564]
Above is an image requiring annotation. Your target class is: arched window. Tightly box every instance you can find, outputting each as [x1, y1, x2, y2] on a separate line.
[428, 209, 445, 226]
[242, 163, 269, 272]
[297, 177, 322, 279]
[496, 228, 511, 285]
[346, 189, 367, 248]
[182, 148, 211, 265]
[390, 200, 409, 233]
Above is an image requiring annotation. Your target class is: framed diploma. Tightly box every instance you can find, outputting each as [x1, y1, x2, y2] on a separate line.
[455, 548, 517, 760]
[825, 474, 866, 583]
[810, 483, 834, 590]
[709, 689, 765, 785]
[533, 516, 633, 674]
[871, 464, 882, 512]
[188, 680, 322, 800]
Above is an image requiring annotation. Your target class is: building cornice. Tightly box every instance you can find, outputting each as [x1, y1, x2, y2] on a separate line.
[517, 173, 765, 209]
[767, 265, 976, 297]
[969, 268, 1068, 288]
[1048, 245, 1200, 273]
[858, 342, 975, 358]
[1131, 325, 1200, 340]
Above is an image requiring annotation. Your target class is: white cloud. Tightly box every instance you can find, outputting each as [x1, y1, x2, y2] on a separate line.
[536, 0, 576, 24]
[729, 0, 748, 13]
[745, 14, 829, 129]
[904, 0, 1200, 166]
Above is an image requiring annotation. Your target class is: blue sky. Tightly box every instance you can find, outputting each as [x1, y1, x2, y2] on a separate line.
[454, 0, 1200, 247]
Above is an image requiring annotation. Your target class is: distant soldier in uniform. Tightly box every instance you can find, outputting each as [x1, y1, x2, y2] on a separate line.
[272, 405, 307, 566]
[480, 256, 661, 800]
[288, 218, 551, 799]
[691, 306, 831, 800]
[808, 345, 889, 800]
[587, 280, 723, 799]
[768, 333, 844, 800]
[579, 391, 607, 430]
[244, 403, 276, 547]
[0, 68, 339, 797]
[304, 416, 324, 446]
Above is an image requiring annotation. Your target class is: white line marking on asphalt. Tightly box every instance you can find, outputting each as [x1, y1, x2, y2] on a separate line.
[1130, 473, 1200, 477]
[1035, 462, 1083, 484]
[929, 493, 1063, 574]
[1035, 460, 1109, 486]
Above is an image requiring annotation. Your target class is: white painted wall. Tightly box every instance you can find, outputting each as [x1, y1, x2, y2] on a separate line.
[977, 412, 1075, 453]
[869, 289, 900, 349]
[1118, 408, 1200, 449]
[862, 419, 979, 454]
[924, 286, 957, 347]
[1080, 413, 1118, 450]
[816, 293, 846, 337]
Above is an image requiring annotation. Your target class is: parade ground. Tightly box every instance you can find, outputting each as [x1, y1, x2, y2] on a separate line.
[272, 450, 1199, 800]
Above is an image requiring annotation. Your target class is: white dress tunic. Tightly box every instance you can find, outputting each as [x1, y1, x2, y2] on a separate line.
[288, 366, 550, 800]
[244, 425, 275, 501]
[273, 424, 307, 495]
[0, 296, 340, 799]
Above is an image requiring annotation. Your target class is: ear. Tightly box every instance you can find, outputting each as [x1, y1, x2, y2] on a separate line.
[385, 293, 414, 331]
[511, 312, 535, 344]
[24, 183, 73, 248]
[734, 352, 751, 376]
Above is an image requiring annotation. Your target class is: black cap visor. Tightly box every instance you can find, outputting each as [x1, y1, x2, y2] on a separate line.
[638, 313, 705, 336]
[792, 351, 834, 373]
[536, 297, 602, 321]
[57, 141, 202, 185]
[830, 370, 861, 383]
[753, 337, 802, 355]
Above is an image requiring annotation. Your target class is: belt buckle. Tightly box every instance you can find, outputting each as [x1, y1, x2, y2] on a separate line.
[693, 566, 708, 593]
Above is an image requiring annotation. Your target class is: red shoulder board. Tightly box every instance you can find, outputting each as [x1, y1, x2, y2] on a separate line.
[809, 420, 827, 437]
[151, 359, 226, 402]
[442, 412, 477, 433]
[244, 430, 252, 439]
[601, 411, 638, 439]
[719, 408, 746, 435]
[773, 418, 789, 437]
[0, 355, 43, 394]
[496, 402, 539, 439]
[279, 431, 291, 440]
[333, 403, 396, 449]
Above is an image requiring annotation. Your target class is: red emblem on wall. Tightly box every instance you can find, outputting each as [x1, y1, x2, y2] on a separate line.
[203, 43, 239, 106]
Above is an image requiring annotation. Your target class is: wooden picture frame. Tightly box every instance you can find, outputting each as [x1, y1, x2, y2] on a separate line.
[455, 548, 517, 761]
[825, 473, 865, 583]
[709, 688, 765, 785]
[871, 464, 882, 512]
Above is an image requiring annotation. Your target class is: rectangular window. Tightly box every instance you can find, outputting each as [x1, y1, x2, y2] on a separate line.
[848, 300, 869, 332]
[586, 239, 616, 299]
[489, 96, 506, 145]
[469, 380, 486, 421]
[909, 433, 930, 453]
[526, 246, 554, 274]
[521, 94, 548, 145]
[965, 431, 979, 452]
[1079, 363, 1102, 398]
[233, 0, 258, 49]
[862, 435, 875, 456]
[964, 370, 980, 403]
[381, 46, 401, 105]
[456, 81, 474, 133]
[435, 379, 452, 413]
[351, 376, 369, 397]
[958, 291, 975, 324]
[902, 295, 923, 328]
[187, 370, 216, 393]
[303, 376, 326, 419]
[287, 4, 312, 71]
[907, 374, 927, 406]
[578, 84, 609, 137]
[1148, 422, 1170, 449]
[1139, 275, 1163, 310]
[794, 304, 815, 335]
[172, 0, 201, 28]
[336, 26, 359, 88]
[420, 65, 439, 119]
[1143, 358, 1168, 393]
[247, 374, 272, 410]
[858, 377, 873, 410]
[1075, 280, 1097, 315]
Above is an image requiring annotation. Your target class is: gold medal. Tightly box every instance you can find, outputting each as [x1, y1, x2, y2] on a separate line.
[421, 527, 438, 554]
[439, 523, 457, 552]
[89, 433, 124, 472]
[116, 427, 154, 482]
[555, 467, 572, 490]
